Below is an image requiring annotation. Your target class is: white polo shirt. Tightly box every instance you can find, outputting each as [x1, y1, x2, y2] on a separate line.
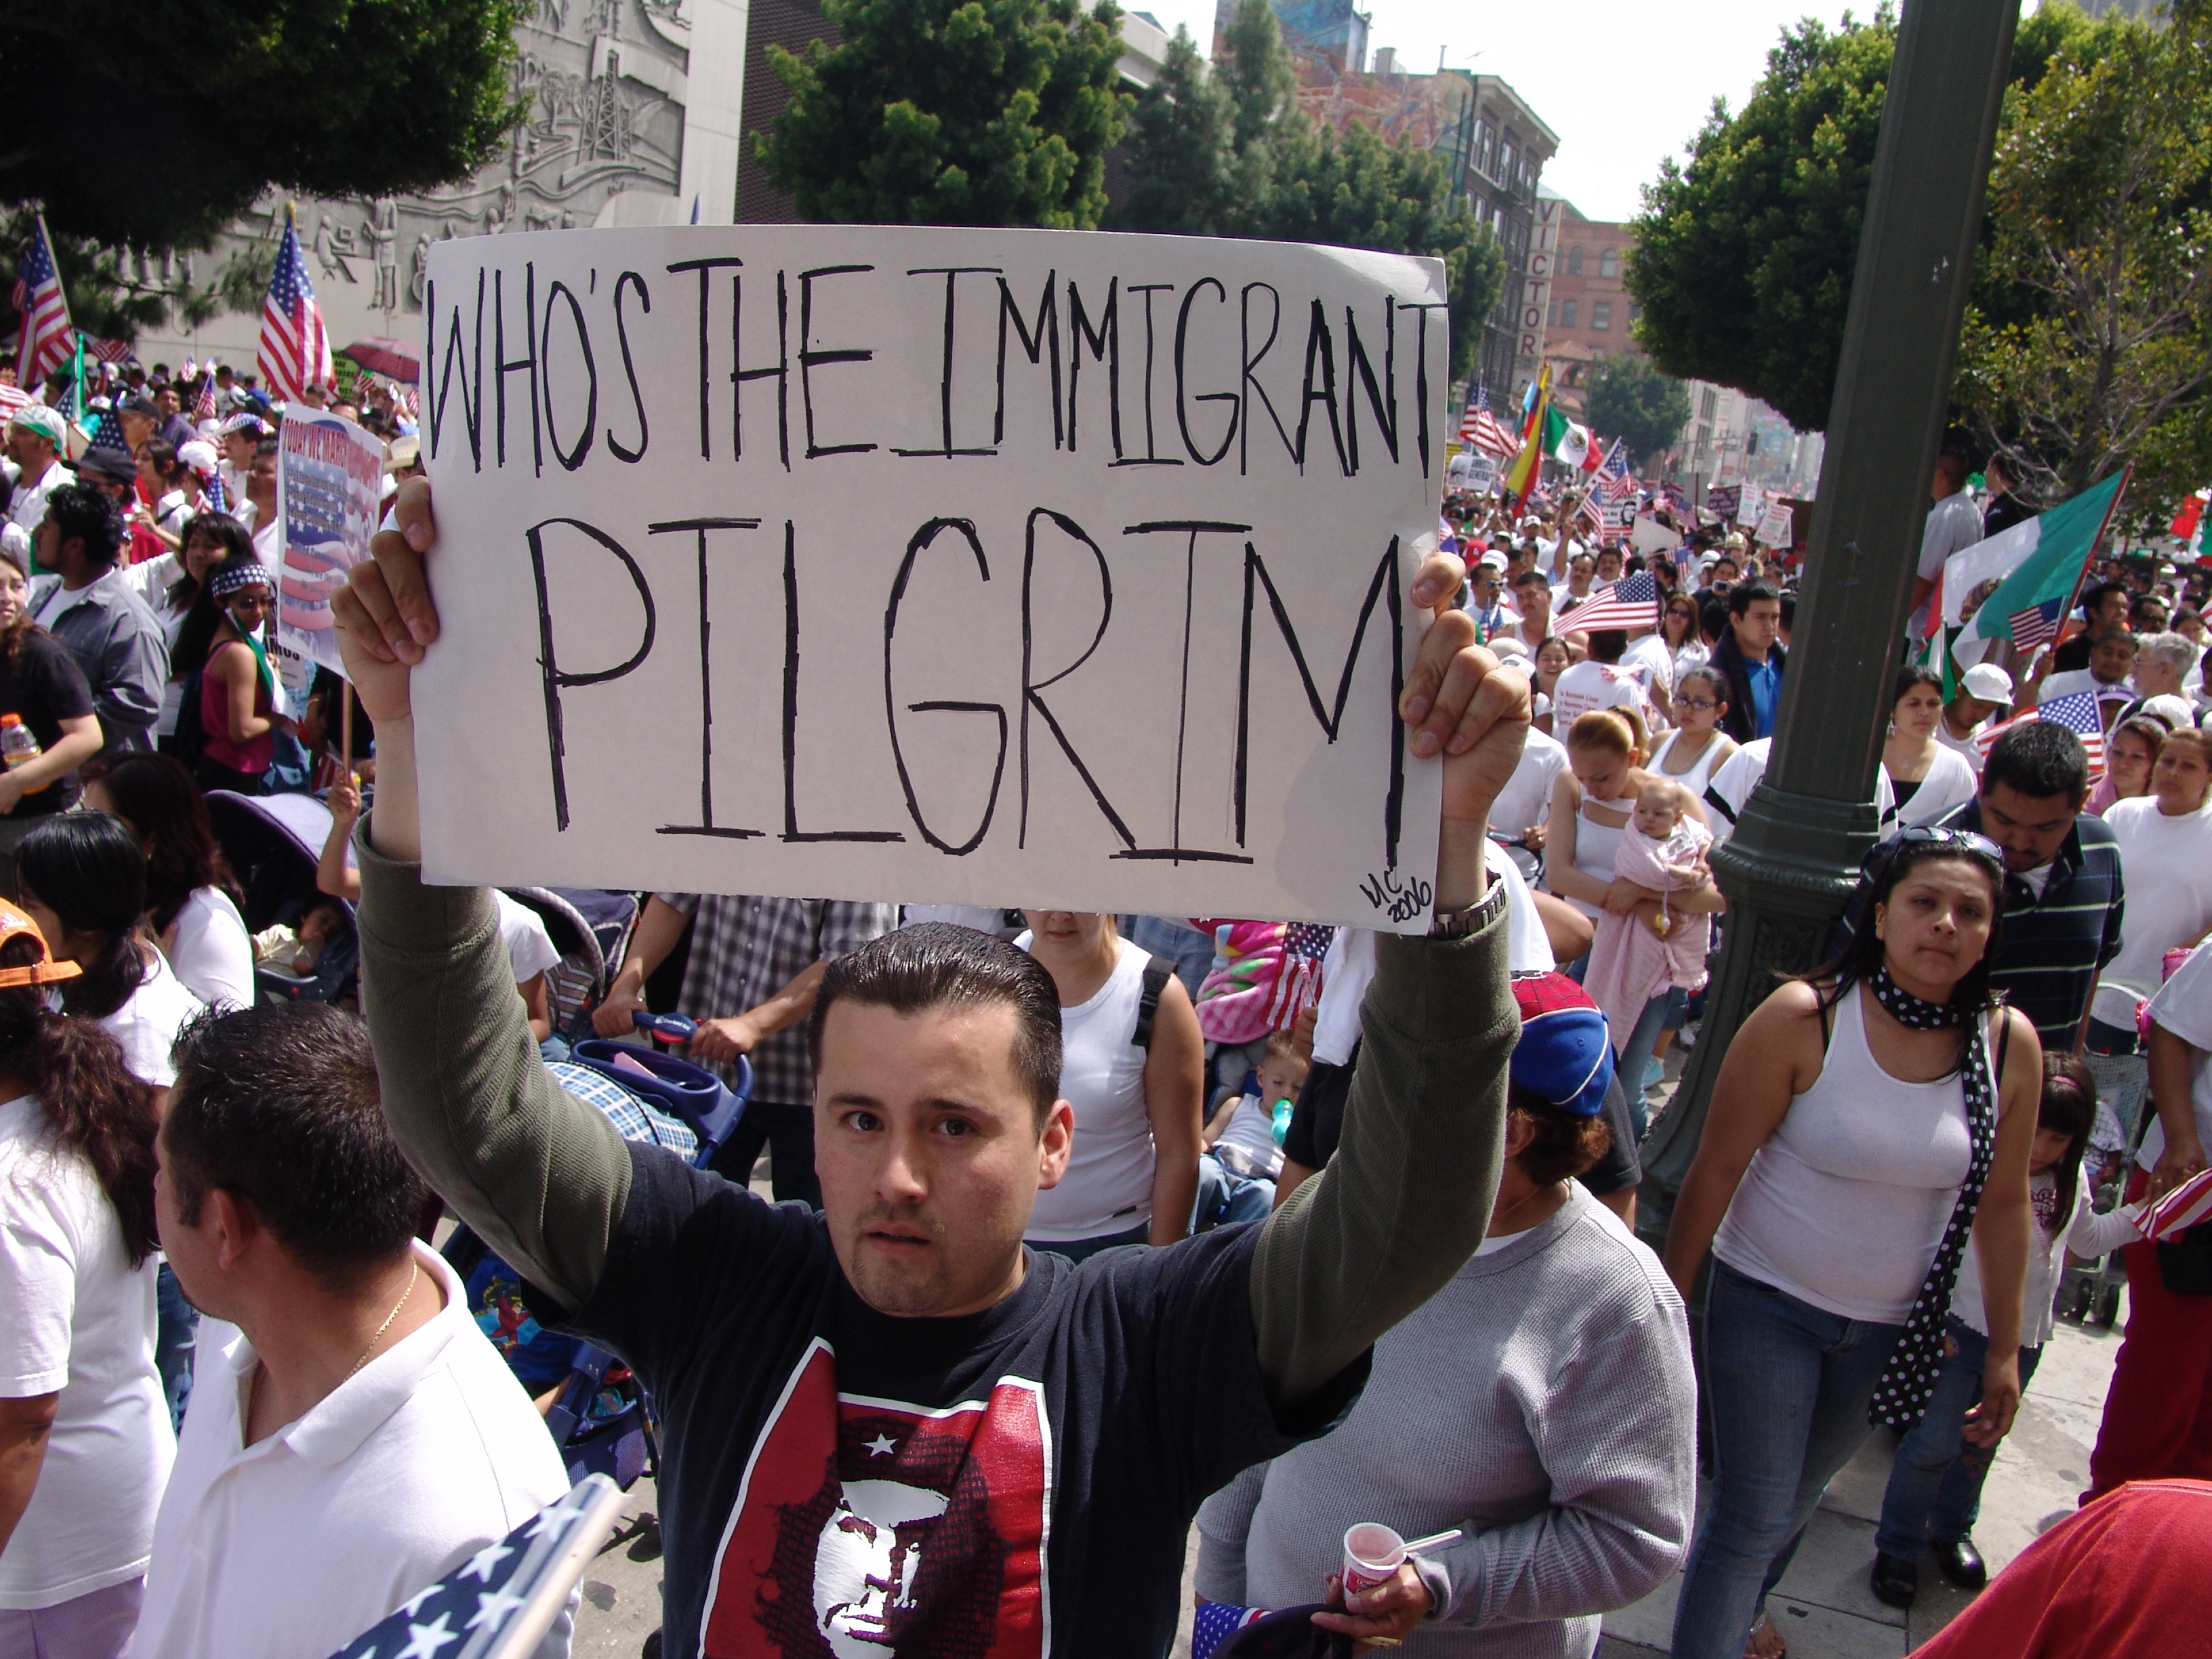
[134, 1243, 571, 1659]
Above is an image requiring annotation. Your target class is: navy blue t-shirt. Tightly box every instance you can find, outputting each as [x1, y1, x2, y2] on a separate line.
[560, 1143, 1366, 1658]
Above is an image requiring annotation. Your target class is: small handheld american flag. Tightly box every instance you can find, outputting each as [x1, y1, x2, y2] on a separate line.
[1459, 381, 1519, 461]
[1597, 439, 1637, 503]
[10, 213, 73, 386]
[1557, 571, 1660, 635]
[324, 1475, 625, 1659]
[1975, 689, 2106, 781]
[260, 209, 333, 405]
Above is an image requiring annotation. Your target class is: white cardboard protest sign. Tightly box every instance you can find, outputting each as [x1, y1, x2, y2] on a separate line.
[1754, 501, 1795, 547]
[278, 409, 387, 680]
[413, 226, 1449, 929]
[1631, 513, 1683, 556]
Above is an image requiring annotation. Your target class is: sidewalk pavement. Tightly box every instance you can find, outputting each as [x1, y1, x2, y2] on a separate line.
[1598, 1304, 2123, 1657]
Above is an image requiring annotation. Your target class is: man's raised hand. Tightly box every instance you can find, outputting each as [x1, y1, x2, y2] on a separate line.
[1402, 546, 1529, 910]
[331, 475, 441, 725]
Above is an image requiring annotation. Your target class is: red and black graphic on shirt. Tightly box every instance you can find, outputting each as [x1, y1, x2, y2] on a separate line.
[701, 1341, 1051, 1658]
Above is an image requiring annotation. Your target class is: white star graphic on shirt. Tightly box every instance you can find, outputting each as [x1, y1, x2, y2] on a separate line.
[395, 1614, 461, 1659]
[459, 1543, 512, 1583]
[467, 1589, 529, 1631]
[865, 1433, 896, 1457]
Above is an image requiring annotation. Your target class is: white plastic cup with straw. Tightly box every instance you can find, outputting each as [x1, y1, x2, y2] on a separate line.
[1340, 1524, 1465, 1597]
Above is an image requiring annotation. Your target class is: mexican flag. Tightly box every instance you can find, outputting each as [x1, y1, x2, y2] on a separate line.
[1947, 470, 2130, 667]
[1546, 407, 1591, 468]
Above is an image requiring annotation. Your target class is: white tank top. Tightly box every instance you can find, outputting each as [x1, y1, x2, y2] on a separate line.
[1652, 729, 1729, 800]
[1565, 795, 1631, 918]
[1021, 934, 1157, 1240]
[1714, 984, 1979, 1324]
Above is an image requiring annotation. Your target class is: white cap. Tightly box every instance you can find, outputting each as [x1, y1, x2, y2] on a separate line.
[1476, 550, 1505, 571]
[1491, 634, 1531, 660]
[2137, 693, 2196, 731]
[1959, 663, 2013, 703]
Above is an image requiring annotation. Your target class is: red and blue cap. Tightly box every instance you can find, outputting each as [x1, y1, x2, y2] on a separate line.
[1509, 971, 1614, 1118]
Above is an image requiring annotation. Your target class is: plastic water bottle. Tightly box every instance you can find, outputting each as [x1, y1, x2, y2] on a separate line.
[1270, 1097, 1295, 1146]
[0, 715, 44, 790]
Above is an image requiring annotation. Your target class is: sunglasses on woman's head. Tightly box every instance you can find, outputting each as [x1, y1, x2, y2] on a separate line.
[1893, 824, 2003, 862]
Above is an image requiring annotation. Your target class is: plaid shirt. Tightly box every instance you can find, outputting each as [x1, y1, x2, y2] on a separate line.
[655, 894, 896, 1105]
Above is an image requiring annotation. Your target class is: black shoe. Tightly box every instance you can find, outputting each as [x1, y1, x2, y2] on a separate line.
[1870, 1551, 1919, 1609]
[1933, 1537, 1987, 1589]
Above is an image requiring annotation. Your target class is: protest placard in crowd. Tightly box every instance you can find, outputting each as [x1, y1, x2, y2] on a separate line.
[277, 407, 386, 678]
[413, 226, 1450, 928]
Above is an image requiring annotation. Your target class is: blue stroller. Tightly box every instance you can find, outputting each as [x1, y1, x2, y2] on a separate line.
[498, 886, 641, 1048]
[447, 1029, 750, 1489]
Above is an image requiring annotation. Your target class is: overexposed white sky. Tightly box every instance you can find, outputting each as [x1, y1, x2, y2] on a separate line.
[1132, 1, 2040, 224]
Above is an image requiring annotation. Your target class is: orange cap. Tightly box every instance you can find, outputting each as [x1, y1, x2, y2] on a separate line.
[0, 899, 81, 989]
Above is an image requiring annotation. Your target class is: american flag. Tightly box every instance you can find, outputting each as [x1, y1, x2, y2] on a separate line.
[1597, 439, 1637, 502]
[2005, 596, 2071, 655]
[1192, 1602, 1269, 1659]
[1265, 922, 1332, 1031]
[10, 213, 73, 386]
[1577, 489, 1605, 538]
[2142, 1165, 2212, 1242]
[259, 210, 332, 405]
[0, 382, 30, 421]
[1459, 381, 1520, 460]
[324, 1475, 623, 1659]
[81, 337, 134, 365]
[1975, 689, 2106, 781]
[192, 374, 217, 420]
[1557, 571, 1661, 634]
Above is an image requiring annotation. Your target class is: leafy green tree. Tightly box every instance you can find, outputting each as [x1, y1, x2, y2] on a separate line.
[757, 0, 1130, 226]
[1256, 123, 1504, 382]
[1113, 27, 1235, 234]
[1584, 353, 1692, 470]
[1954, 0, 2212, 523]
[1, 1, 526, 251]
[1115, 1, 1504, 381]
[1627, 2, 2112, 432]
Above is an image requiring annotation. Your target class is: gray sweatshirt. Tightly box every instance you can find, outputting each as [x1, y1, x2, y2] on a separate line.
[1195, 1185, 1696, 1658]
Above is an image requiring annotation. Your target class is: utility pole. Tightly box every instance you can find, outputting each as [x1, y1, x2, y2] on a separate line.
[1638, 0, 2020, 1239]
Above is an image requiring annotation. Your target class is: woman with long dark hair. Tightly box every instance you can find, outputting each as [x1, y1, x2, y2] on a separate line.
[83, 754, 252, 1010]
[129, 514, 253, 754]
[0, 529, 101, 899]
[0, 909, 170, 1658]
[1663, 831, 2040, 1659]
[14, 814, 203, 1090]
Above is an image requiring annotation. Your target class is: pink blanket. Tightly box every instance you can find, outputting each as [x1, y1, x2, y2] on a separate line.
[1582, 821, 1712, 1051]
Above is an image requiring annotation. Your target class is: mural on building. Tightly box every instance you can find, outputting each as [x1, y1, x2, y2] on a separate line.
[145, 0, 697, 359]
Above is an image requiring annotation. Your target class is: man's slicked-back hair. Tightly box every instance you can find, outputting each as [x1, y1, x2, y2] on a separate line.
[1983, 718, 2090, 804]
[810, 923, 1063, 1124]
[164, 1002, 428, 1286]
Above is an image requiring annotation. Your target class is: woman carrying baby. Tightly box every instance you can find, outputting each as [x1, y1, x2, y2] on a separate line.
[1583, 774, 1717, 1136]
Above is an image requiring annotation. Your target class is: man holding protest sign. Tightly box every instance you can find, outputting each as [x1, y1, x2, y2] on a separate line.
[334, 474, 1527, 1658]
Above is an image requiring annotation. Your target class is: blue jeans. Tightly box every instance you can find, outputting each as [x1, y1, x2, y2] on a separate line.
[1616, 987, 1687, 1141]
[1874, 1315, 2043, 1558]
[155, 1263, 199, 1433]
[1672, 1261, 1906, 1659]
[1194, 1152, 1277, 1230]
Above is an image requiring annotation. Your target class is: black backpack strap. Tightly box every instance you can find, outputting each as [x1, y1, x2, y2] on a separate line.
[1132, 954, 1174, 1051]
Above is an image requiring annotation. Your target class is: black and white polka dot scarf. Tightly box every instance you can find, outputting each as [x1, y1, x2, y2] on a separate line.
[1865, 966, 1997, 1431]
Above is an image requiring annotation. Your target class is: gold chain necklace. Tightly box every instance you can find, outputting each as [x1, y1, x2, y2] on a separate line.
[346, 1262, 421, 1379]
